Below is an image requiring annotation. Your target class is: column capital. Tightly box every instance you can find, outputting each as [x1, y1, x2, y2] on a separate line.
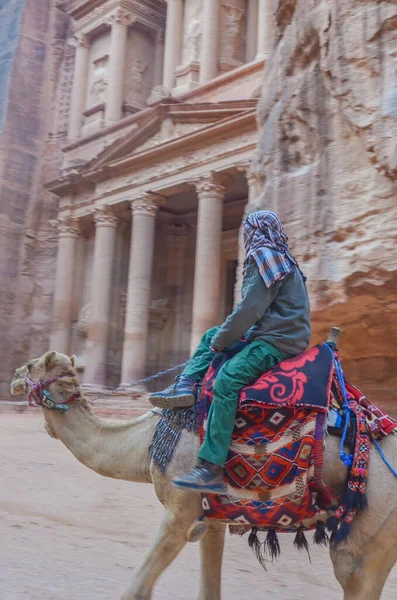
[107, 7, 137, 27]
[131, 194, 162, 217]
[194, 174, 226, 198]
[154, 28, 165, 44]
[246, 168, 265, 189]
[74, 33, 90, 49]
[94, 206, 118, 228]
[57, 216, 80, 238]
[235, 160, 251, 174]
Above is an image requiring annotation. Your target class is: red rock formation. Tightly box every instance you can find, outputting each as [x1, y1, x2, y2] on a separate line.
[0, 1, 73, 398]
[253, 0, 397, 409]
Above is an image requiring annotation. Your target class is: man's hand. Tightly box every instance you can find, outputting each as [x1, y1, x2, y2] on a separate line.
[210, 344, 225, 353]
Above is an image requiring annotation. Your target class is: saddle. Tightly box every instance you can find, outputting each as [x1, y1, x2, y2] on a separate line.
[151, 339, 397, 563]
[198, 341, 397, 555]
[199, 343, 334, 537]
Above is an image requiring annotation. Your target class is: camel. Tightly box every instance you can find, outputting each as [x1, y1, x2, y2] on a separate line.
[10, 350, 397, 600]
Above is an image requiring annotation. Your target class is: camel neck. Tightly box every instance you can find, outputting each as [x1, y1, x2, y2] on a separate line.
[43, 401, 156, 483]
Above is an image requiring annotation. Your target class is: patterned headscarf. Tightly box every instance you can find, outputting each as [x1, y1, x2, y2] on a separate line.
[243, 210, 304, 288]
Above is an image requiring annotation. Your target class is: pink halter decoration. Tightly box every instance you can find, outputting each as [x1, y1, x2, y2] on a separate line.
[25, 373, 59, 407]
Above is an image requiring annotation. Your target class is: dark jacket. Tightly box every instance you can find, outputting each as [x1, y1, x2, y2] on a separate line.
[211, 262, 311, 356]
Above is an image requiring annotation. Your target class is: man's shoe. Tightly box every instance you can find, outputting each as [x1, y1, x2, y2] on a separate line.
[149, 376, 196, 408]
[172, 460, 226, 494]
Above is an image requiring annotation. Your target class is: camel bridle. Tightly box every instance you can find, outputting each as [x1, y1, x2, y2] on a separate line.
[24, 372, 81, 413]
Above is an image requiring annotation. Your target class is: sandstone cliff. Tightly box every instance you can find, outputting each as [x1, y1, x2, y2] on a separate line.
[253, 0, 397, 405]
[0, 0, 73, 397]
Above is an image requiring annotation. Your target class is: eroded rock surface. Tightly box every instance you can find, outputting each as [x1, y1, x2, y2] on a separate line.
[253, 0, 397, 403]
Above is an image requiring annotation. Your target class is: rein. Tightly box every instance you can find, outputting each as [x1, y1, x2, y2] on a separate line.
[25, 373, 81, 414]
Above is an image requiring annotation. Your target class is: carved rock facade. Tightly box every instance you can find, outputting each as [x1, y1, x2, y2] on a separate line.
[253, 0, 397, 403]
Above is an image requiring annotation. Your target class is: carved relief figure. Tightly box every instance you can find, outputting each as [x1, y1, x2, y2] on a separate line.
[180, 0, 203, 66]
[186, 18, 201, 62]
[222, 4, 244, 62]
[130, 58, 148, 87]
[75, 302, 91, 338]
[125, 55, 149, 105]
[89, 56, 108, 105]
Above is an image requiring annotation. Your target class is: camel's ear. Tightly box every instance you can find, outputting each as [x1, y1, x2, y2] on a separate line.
[44, 352, 57, 370]
[70, 354, 76, 367]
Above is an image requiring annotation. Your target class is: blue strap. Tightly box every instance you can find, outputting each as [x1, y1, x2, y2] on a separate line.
[324, 343, 353, 467]
[372, 437, 397, 479]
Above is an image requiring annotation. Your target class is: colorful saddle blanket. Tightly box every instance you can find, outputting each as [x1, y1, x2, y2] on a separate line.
[198, 344, 334, 531]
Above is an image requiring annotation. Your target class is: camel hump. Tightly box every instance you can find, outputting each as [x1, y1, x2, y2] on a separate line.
[326, 327, 342, 348]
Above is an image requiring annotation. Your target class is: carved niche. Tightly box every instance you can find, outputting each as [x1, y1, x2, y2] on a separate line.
[124, 28, 153, 110]
[174, 0, 202, 92]
[220, 3, 245, 69]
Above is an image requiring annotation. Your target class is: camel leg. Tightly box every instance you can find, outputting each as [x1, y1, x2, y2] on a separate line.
[331, 510, 397, 600]
[197, 522, 226, 600]
[121, 509, 188, 600]
[332, 547, 396, 600]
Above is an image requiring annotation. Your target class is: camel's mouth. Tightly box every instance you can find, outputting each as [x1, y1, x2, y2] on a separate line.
[10, 376, 28, 396]
[10, 358, 40, 396]
[10, 366, 29, 396]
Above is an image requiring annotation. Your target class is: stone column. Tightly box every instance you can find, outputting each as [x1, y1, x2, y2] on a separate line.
[246, 0, 258, 62]
[105, 10, 133, 124]
[84, 208, 118, 386]
[190, 175, 225, 352]
[50, 216, 80, 353]
[256, 0, 274, 59]
[247, 168, 265, 202]
[200, 0, 220, 83]
[121, 195, 161, 384]
[234, 167, 265, 305]
[163, 0, 184, 91]
[68, 35, 89, 140]
[153, 30, 165, 87]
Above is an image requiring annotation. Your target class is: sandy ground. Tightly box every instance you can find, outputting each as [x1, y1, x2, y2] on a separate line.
[1, 412, 396, 600]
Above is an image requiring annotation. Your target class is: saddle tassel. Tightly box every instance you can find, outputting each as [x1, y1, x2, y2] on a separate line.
[248, 527, 267, 569]
[263, 527, 281, 561]
[313, 520, 329, 547]
[293, 527, 311, 562]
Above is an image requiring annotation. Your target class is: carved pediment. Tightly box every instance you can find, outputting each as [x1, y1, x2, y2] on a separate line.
[81, 100, 257, 173]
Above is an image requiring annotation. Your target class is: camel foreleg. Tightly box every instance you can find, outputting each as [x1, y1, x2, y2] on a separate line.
[121, 509, 188, 600]
[197, 522, 226, 600]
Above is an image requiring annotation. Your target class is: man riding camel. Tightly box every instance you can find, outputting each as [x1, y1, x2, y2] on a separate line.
[149, 210, 311, 494]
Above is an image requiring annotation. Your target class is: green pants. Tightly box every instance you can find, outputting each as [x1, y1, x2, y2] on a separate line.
[183, 327, 289, 467]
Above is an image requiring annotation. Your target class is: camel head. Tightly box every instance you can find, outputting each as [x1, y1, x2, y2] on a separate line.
[10, 352, 77, 397]
[11, 352, 80, 440]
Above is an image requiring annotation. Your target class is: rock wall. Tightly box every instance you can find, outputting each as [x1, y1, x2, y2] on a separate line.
[0, 0, 26, 131]
[0, 0, 73, 398]
[253, 0, 397, 405]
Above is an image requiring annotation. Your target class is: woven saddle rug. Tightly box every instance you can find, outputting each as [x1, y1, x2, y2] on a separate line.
[198, 343, 334, 533]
